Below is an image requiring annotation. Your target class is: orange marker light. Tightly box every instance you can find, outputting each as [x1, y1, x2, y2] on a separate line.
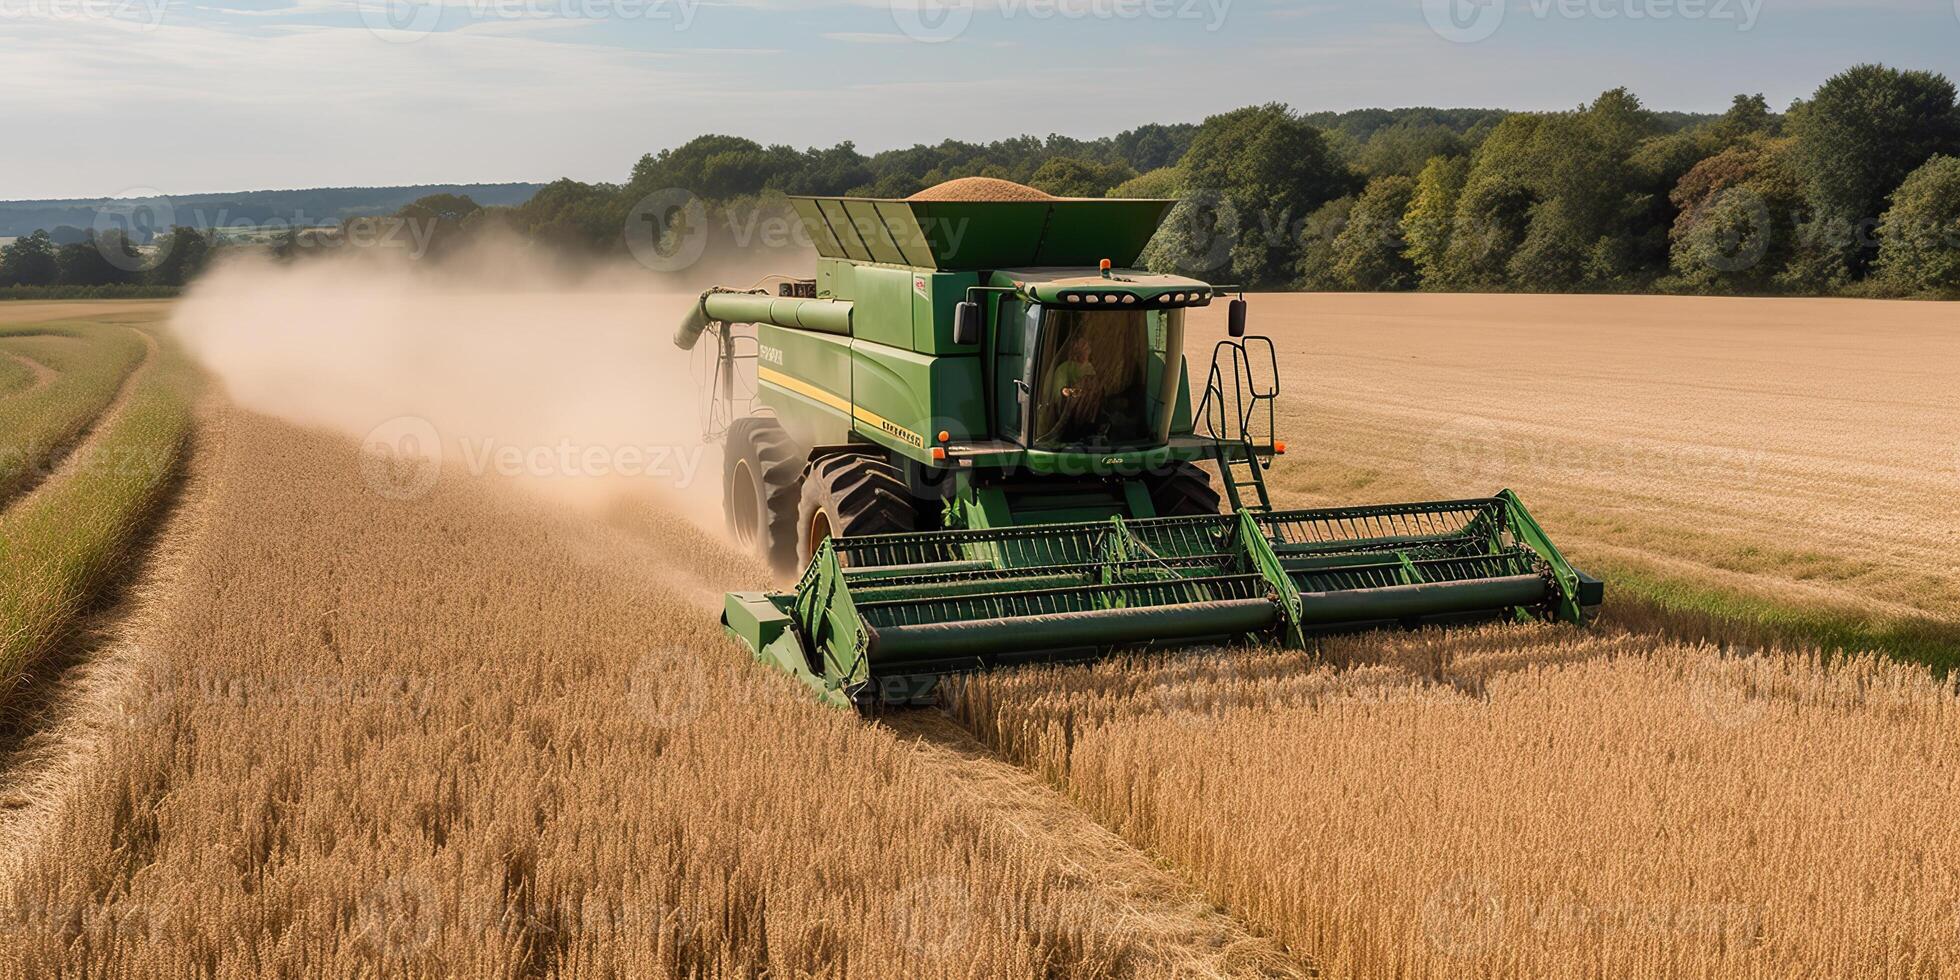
[937, 430, 951, 443]
[931, 447, 947, 462]
[1274, 441, 1288, 455]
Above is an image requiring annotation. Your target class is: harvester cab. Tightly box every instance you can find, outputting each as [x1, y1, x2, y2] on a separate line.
[674, 182, 1603, 711]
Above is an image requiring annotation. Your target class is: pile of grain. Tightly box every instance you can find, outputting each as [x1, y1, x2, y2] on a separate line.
[907, 177, 1055, 202]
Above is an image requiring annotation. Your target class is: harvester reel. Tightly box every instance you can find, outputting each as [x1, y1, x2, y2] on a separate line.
[798, 454, 917, 568]
[723, 416, 802, 576]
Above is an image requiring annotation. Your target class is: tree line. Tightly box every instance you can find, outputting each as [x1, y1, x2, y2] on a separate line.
[8, 62, 1956, 298]
[0, 226, 212, 290]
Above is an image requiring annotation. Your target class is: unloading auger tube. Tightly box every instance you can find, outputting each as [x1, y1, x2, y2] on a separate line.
[680, 186, 1604, 712]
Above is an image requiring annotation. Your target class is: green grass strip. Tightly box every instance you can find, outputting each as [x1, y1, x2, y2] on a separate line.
[1592, 557, 1960, 675]
[0, 285, 181, 301]
[0, 325, 148, 503]
[0, 326, 197, 706]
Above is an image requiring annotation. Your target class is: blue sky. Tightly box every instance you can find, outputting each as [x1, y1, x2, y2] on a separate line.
[2, 0, 1956, 199]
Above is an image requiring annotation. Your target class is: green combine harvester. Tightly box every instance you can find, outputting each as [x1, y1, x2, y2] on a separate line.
[675, 181, 1602, 710]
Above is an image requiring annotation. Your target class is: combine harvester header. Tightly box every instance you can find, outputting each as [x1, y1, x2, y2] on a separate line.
[676, 178, 1602, 710]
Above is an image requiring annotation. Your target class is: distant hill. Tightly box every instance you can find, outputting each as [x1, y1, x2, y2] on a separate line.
[0, 184, 545, 240]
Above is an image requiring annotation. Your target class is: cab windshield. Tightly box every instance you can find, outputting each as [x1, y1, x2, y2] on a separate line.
[1028, 307, 1184, 450]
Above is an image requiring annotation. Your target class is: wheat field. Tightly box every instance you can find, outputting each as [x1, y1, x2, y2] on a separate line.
[953, 629, 1960, 978]
[0, 405, 1300, 979]
[0, 294, 1955, 978]
[1202, 293, 1960, 660]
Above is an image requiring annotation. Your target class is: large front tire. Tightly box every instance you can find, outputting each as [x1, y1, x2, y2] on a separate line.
[723, 416, 802, 576]
[797, 454, 916, 567]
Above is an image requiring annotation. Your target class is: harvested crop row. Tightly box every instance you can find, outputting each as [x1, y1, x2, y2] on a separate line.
[0, 327, 195, 711]
[952, 627, 1960, 978]
[0, 412, 1291, 979]
[0, 325, 148, 504]
[1193, 293, 1960, 662]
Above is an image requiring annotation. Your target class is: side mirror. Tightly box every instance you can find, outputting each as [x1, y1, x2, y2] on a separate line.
[1227, 298, 1248, 338]
[953, 301, 983, 347]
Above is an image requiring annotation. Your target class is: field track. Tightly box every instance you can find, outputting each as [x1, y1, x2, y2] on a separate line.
[0, 402, 1303, 978]
[0, 350, 55, 397]
[2, 295, 1956, 977]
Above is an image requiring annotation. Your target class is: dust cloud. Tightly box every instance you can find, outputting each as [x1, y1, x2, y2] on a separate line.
[168, 240, 783, 529]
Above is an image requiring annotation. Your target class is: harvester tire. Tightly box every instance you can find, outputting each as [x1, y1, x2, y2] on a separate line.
[1145, 461, 1222, 517]
[724, 416, 803, 577]
[798, 453, 916, 567]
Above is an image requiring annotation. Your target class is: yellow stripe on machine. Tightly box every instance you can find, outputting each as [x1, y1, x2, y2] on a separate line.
[757, 366, 926, 449]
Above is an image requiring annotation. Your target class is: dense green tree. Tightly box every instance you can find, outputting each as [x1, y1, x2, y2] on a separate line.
[1440, 90, 1665, 290]
[146, 226, 211, 286]
[1295, 197, 1356, 291]
[1443, 114, 1541, 288]
[1028, 157, 1138, 198]
[784, 142, 875, 196]
[394, 193, 482, 260]
[1353, 121, 1466, 178]
[1401, 156, 1469, 287]
[1175, 104, 1358, 288]
[512, 179, 627, 254]
[1788, 64, 1960, 282]
[1708, 93, 1778, 144]
[1666, 137, 1803, 293]
[1108, 167, 1184, 199]
[1873, 155, 1960, 295]
[0, 230, 60, 286]
[56, 231, 140, 286]
[1325, 176, 1418, 290]
[1111, 124, 1198, 172]
[628, 135, 804, 201]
